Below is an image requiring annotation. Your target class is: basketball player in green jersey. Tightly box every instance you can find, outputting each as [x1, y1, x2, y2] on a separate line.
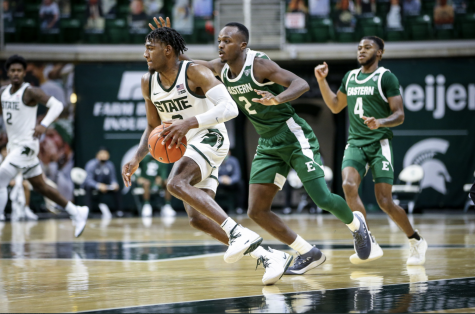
[315, 36, 427, 265]
[150, 17, 376, 273]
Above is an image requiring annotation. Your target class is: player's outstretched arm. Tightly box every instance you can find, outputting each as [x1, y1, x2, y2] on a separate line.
[149, 16, 223, 76]
[161, 64, 238, 149]
[362, 95, 404, 130]
[24, 86, 64, 138]
[122, 73, 161, 187]
[315, 62, 347, 114]
[251, 58, 309, 106]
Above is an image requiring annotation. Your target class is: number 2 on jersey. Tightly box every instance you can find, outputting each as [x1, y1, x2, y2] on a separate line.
[6, 112, 12, 125]
[239, 96, 257, 115]
[354, 97, 364, 118]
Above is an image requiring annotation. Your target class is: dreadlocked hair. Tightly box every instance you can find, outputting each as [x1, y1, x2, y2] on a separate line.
[146, 27, 188, 56]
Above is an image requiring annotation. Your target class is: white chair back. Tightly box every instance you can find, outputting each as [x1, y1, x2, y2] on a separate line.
[398, 165, 424, 183]
[71, 167, 88, 185]
[287, 169, 303, 189]
[323, 166, 333, 182]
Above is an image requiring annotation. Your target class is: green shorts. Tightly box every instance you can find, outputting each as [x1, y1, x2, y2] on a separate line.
[342, 139, 394, 185]
[250, 115, 325, 190]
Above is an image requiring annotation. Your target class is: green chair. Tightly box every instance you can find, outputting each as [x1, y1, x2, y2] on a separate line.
[286, 30, 310, 43]
[118, 5, 130, 18]
[456, 13, 475, 38]
[421, 0, 436, 16]
[59, 19, 83, 43]
[105, 19, 128, 43]
[84, 32, 105, 44]
[308, 17, 334, 42]
[357, 16, 384, 38]
[385, 28, 405, 41]
[193, 18, 214, 44]
[335, 28, 357, 42]
[407, 15, 433, 40]
[25, 4, 41, 18]
[15, 18, 39, 43]
[435, 25, 455, 39]
[72, 4, 87, 21]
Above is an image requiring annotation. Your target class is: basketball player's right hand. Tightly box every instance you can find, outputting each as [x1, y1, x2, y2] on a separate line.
[122, 160, 139, 188]
[149, 17, 171, 30]
[314, 62, 329, 82]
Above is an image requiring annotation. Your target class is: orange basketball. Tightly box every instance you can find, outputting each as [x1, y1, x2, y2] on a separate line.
[148, 124, 187, 163]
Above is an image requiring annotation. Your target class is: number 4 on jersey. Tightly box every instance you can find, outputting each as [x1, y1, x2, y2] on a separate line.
[354, 97, 364, 118]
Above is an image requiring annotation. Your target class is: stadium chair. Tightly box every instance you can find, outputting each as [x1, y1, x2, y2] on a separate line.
[117, 5, 130, 18]
[386, 28, 406, 41]
[357, 16, 384, 38]
[407, 15, 433, 40]
[435, 24, 455, 39]
[24, 3, 41, 18]
[287, 30, 311, 43]
[15, 18, 39, 43]
[335, 27, 357, 42]
[463, 171, 475, 212]
[392, 165, 424, 214]
[59, 19, 83, 43]
[456, 13, 475, 38]
[105, 19, 128, 43]
[71, 4, 87, 21]
[193, 18, 214, 44]
[308, 17, 334, 42]
[421, 0, 436, 16]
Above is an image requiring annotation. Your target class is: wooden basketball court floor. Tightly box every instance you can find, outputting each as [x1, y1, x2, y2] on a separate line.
[0, 213, 474, 313]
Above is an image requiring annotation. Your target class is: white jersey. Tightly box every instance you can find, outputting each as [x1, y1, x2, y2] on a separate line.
[149, 61, 227, 141]
[1, 83, 39, 151]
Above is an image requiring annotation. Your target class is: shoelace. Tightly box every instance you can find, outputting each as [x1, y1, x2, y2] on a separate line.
[409, 241, 420, 257]
[256, 256, 270, 270]
[353, 230, 367, 250]
[292, 253, 304, 266]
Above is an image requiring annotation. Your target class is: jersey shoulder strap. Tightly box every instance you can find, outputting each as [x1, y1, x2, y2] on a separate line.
[376, 67, 390, 103]
[345, 69, 360, 92]
[249, 49, 274, 87]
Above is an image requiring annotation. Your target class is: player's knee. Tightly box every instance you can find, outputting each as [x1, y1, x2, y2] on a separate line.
[377, 195, 393, 211]
[247, 207, 264, 221]
[188, 215, 204, 230]
[167, 177, 186, 198]
[142, 179, 151, 189]
[342, 180, 358, 196]
[33, 182, 49, 194]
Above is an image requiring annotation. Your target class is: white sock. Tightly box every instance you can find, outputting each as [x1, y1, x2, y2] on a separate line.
[220, 217, 238, 238]
[289, 235, 313, 255]
[250, 246, 267, 259]
[65, 202, 77, 216]
[346, 212, 361, 232]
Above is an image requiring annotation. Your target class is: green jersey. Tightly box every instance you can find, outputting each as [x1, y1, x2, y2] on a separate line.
[339, 67, 401, 147]
[138, 154, 170, 182]
[221, 49, 296, 138]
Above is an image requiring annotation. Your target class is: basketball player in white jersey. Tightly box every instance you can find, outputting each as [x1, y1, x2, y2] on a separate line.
[121, 28, 293, 285]
[0, 55, 89, 237]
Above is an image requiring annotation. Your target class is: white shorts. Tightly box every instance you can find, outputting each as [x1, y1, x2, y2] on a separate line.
[2, 142, 43, 179]
[184, 127, 230, 193]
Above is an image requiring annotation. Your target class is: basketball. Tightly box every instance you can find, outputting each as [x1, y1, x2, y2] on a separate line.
[148, 124, 187, 163]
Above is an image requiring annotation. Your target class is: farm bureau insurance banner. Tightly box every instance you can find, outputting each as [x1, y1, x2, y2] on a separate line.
[384, 58, 475, 209]
[75, 63, 149, 203]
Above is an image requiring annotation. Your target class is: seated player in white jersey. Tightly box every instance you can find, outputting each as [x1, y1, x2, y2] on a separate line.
[0, 55, 89, 237]
[121, 27, 293, 285]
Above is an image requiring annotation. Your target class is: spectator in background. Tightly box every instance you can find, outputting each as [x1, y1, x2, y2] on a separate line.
[84, 147, 122, 217]
[27, 62, 67, 106]
[434, 0, 454, 25]
[172, 0, 193, 34]
[452, 0, 467, 13]
[129, 0, 149, 32]
[287, 0, 308, 13]
[216, 151, 244, 214]
[136, 154, 176, 217]
[85, 0, 105, 32]
[355, 0, 375, 16]
[39, 0, 60, 33]
[403, 0, 421, 16]
[309, 0, 330, 17]
[387, 0, 403, 29]
[193, 0, 213, 17]
[335, 0, 356, 28]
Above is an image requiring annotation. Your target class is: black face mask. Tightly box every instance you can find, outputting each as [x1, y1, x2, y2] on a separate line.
[99, 159, 107, 164]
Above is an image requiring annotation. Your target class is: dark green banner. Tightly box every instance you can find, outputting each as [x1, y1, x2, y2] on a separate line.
[377, 58, 475, 209]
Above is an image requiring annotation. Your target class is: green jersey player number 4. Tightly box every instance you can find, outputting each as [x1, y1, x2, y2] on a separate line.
[316, 36, 428, 266]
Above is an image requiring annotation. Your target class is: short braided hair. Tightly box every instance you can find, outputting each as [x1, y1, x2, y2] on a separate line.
[146, 27, 188, 56]
[361, 36, 385, 50]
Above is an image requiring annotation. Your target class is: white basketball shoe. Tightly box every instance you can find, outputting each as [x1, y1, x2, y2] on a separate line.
[224, 225, 263, 264]
[72, 206, 89, 238]
[407, 231, 427, 266]
[141, 203, 152, 217]
[256, 247, 293, 285]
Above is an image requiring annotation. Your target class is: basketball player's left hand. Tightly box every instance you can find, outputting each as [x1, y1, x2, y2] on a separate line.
[252, 90, 280, 106]
[33, 125, 47, 138]
[362, 116, 381, 130]
[161, 119, 193, 149]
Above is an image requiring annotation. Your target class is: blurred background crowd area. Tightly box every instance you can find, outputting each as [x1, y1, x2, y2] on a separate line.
[3, 0, 475, 45]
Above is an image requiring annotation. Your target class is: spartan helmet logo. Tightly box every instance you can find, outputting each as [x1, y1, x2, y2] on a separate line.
[403, 138, 451, 194]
